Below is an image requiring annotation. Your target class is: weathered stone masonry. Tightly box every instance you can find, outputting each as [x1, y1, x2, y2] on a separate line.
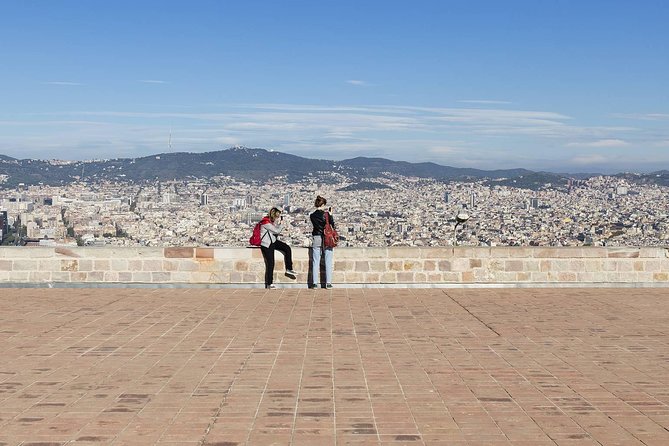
[1, 246, 669, 286]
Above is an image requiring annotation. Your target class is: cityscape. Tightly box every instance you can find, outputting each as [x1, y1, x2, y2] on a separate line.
[2, 171, 668, 248]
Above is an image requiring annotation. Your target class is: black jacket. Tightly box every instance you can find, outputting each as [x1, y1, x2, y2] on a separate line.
[310, 209, 336, 236]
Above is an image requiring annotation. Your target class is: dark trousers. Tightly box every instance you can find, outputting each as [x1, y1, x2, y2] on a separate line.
[260, 240, 293, 286]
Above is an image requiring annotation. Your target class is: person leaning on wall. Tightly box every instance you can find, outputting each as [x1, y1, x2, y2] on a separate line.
[309, 195, 336, 289]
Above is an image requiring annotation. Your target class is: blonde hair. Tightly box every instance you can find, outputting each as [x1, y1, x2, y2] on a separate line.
[268, 207, 282, 222]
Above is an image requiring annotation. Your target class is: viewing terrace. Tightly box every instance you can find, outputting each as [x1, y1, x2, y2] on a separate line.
[1, 247, 669, 445]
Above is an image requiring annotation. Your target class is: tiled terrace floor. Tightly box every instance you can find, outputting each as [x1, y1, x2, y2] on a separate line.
[1, 288, 669, 445]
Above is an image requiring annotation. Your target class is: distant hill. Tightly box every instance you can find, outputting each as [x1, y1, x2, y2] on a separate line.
[0, 145, 641, 191]
[614, 171, 669, 187]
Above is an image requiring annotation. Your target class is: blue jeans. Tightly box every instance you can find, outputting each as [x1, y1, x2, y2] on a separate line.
[311, 235, 333, 285]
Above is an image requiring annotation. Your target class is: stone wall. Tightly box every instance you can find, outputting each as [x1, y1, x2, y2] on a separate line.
[1, 246, 668, 287]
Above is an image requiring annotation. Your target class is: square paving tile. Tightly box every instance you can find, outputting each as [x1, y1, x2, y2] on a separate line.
[0, 287, 668, 445]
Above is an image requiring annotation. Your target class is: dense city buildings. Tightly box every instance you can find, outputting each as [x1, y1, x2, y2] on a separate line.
[1, 174, 668, 248]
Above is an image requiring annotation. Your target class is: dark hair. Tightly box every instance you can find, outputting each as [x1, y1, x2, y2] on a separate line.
[314, 195, 327, 208]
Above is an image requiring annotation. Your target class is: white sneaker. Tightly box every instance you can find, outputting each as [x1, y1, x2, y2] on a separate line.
[266, 284, 276, 289]
[285, 270, 297, 279]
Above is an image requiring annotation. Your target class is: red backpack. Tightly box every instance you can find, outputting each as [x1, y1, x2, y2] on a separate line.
[249, 221, 263, 246]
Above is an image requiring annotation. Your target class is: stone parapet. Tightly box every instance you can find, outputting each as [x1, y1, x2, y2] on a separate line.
[1, 246, 668, 286]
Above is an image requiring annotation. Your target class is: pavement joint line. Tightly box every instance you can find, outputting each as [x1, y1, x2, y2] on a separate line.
[442, 289, 501, 336]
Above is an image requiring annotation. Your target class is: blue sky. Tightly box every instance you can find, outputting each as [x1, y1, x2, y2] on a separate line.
[1, 0, 668, 173]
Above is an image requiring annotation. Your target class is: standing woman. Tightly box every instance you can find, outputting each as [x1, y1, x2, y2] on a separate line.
[309, 195, 336, 289]
[260, 207, 297, 289]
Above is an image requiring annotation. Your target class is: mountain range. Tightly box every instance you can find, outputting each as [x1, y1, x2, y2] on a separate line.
[1, 147, 668, 190]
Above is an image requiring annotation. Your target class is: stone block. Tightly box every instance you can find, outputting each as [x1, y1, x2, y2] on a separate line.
[78, 259, 93, 272]
[617, 261, 634, 272]
[438, 260, 452, 271]
[212, 247, 253, 260]
[397, 272, 414, 282]
[414, 272, 427, 282]
[94, 260, 111, 272]
[584, 260, 603, 272]
[104, 272, 120, 282]
[22, 247, 55, 258]
[504, 260, 524, 272]
[619, 272, 638, 282]
[118, 272, 133, 282]
[29, 271, 51, 282]
[111, 259, 128, 271]
[142, 260, 163, 272]
[644, 260, 661, 272]
[653, 272, 669, 281]
[151, 272, 171, 282]
[71, 272, 87, 282]
[127, 259, 142, 272]
[87, 271, 105, 282]
[634, 261, 644, 272]
[387, 247, 418, 259]
[469, 259, 482, 268]
[195, 248, 215, 259]
[422, 247, 455, 258]
[388, 261, 403, 271]
[8, 271, 29, 281]
[450, 258, 471, 272]
[132, 272, 152, 282]
[60, 259, 79, 272]
[164, 247, 194, 258]
[234, 261, 249, 272]
[369, 260, 386, 272]
[243, 272, 262, 283]
[423, 260, 436, 271]
[461, 271, 475, 282]
[355, 261, 370, 272]
[365, 272, 381, 283]
[569, 259, 586, 272]
[344, 271, 364, 283]
[531, 272, 549, 282]
[427, 273, 443, 282]
[522, 260, 540, 272]
[608, 248, 640, 258]
[442, 272, 460, 282]
[51, 272, 70, 282]
[639, 247, 664, 258]
[363, 247, 388, 259]
[580, 247, 608, 257]
[335, 260, 354, 272]
[557, 272, 577, 282]
[13, 260, 38, 271]
[0, 260, 10, 271]
[380, 272, 396, 283]
[335, 249, 365, 260]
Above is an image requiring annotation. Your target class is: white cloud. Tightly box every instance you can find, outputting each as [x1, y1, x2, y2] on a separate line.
[43, 81, 83, 86]
[458, 100, 512, 105]
[346, 80, 367, 86]
[139, 79, 169, 84]
[567, 139, 628, 148]
[569, 154, 609, 165]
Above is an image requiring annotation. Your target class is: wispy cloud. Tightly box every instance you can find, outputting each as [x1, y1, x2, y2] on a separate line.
[346, 80, 368, 86]
[4, 103, 667, 171]
[567, 139, 628, 148]
[613, 113, 669, 121]
[139, 79, 169, 84]
[458, 100, 512, 105]
[569, 154, 609, 165]
[43, 81, 83, 86]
